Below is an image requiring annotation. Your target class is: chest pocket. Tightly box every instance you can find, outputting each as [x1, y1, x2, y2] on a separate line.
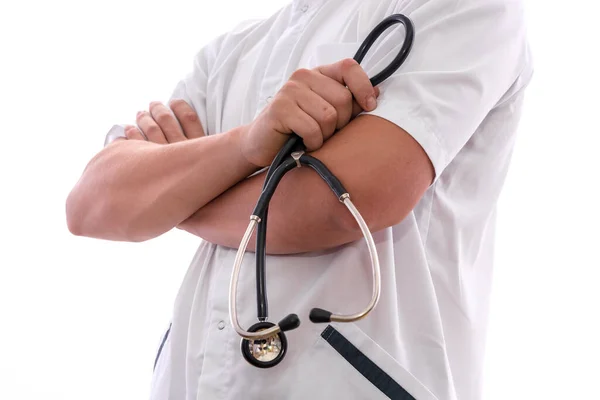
[307, 43, 360, 70]
[279, 322, 438, 400]
[150, 323, 173, 400]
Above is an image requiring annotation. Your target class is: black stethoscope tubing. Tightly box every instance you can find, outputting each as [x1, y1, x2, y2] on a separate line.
[233, 13, 415, 368]
[256, 13, 414, 323]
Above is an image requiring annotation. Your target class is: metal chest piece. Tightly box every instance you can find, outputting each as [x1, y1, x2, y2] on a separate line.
[241, 321, 288, 368]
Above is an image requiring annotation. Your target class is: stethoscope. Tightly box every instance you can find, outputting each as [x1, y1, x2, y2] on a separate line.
[229, 14, 415, 369]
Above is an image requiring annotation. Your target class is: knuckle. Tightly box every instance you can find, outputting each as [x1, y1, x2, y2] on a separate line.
[282, 80, 301, 93]
[331, 89, 352, 110]
[169, 99, 187, 110]
[146, 125, 161, 137]
[149, 102, 163, 112]
[156, 111, 172, 125]
[181, 111, 198, 123]
[340, 58, 358, 72]
[291, 68, 311, 81]
[339, 88, 353, 105]
[125, 128, 136, 138]
[321, 106, 337, 124]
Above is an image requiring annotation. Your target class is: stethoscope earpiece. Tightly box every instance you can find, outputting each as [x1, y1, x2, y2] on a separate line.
[230, 13, 415, 369]
[308, 308, 333, 324]
[278, 313, 301, 332]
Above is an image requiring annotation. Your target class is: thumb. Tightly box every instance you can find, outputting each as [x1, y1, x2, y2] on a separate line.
[351, 86, 381, 118]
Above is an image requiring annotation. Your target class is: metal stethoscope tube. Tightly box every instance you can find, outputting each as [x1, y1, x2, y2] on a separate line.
[228, 13, 415, 368]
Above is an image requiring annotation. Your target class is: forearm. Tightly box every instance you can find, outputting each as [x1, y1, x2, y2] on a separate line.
[179, 115, 433, 254]
[178, 165, 358, 254]
[66, 125, 258, 242]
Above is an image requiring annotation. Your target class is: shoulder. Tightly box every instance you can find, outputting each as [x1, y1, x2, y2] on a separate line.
[202, 18, 265, 57]
[400, 0, 528, 28]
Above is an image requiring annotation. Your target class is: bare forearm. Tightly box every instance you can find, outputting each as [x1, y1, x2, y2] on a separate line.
[178, 114, 434, 254]
[66, 125, 258, 242]
[178, 166, 358, 254]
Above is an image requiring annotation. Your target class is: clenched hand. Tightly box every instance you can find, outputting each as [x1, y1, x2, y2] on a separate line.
[126, 58, 379, 168]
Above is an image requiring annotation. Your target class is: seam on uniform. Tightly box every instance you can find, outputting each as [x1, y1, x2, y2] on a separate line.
[422, 180, 436, 250]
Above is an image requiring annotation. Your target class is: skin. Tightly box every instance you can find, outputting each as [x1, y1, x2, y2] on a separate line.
[179, 113, 434, 254]
[66, 58, 434, 253]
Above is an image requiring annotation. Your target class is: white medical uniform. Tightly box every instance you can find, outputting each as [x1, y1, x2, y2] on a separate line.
[146, 0, 533, 399]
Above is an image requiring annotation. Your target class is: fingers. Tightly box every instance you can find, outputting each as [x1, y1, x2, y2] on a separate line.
[149, 102, 187, 143]
[285, 110, 323, 152]
[316, 58, 377, 113]
[136, 101, 202, 144]
[124, 125, 146, 140]
[283, 81, 338, 141]
[136, 111, 168, 144]
[169, 99, 206, 139]
[290, 68, 353, 130]
[351, 86, 380, 118]
[291, 61, 380, 130]
[268, 95, 323, 152]
[272, 68, 379, 152]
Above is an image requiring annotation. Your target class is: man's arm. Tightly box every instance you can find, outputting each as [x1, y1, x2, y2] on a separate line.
[181, 0, 531, 255]
[66, 119, 258, 242]
[67, 59, 380, 243]
[178, 113, 434, 254]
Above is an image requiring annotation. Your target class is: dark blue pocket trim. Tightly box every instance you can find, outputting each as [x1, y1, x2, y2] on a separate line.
[321, 325, 416, 400]
[153, 323, 172, 371]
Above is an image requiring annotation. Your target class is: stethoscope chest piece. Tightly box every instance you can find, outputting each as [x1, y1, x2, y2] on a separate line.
[241, 321, 288, 368]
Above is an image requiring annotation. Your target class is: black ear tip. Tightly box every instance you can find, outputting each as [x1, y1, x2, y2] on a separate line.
[278, 314, 301, 332]
[309, 308, 332, 323]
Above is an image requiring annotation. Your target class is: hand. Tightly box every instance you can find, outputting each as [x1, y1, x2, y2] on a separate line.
[240, 58, 380, 167]
[124, 100, 205, 144]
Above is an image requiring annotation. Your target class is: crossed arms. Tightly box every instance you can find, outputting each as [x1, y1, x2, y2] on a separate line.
[66, 62, 435, 255]
[178, 113, 434, 254]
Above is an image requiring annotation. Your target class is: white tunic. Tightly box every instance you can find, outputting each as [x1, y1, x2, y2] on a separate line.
[148, 0, 533, 399]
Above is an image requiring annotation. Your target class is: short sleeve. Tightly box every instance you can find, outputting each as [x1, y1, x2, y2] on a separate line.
[168, 18, 264, 137]
[168, 32, 228, 137]
[102, 32, 227, 147]
[361, 0, 531, 184]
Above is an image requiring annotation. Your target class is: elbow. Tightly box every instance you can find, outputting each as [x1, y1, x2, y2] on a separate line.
[65, 186, 110, 238]
[66, 188, 87, 237]
[65, 150, 112, 238]
[65, 185, 147, 242]
[66, 209, 81, 237]
[65, 147, 159, 242]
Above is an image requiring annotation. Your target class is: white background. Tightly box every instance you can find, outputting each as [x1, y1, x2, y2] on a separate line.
[0, 0, 598, 399]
